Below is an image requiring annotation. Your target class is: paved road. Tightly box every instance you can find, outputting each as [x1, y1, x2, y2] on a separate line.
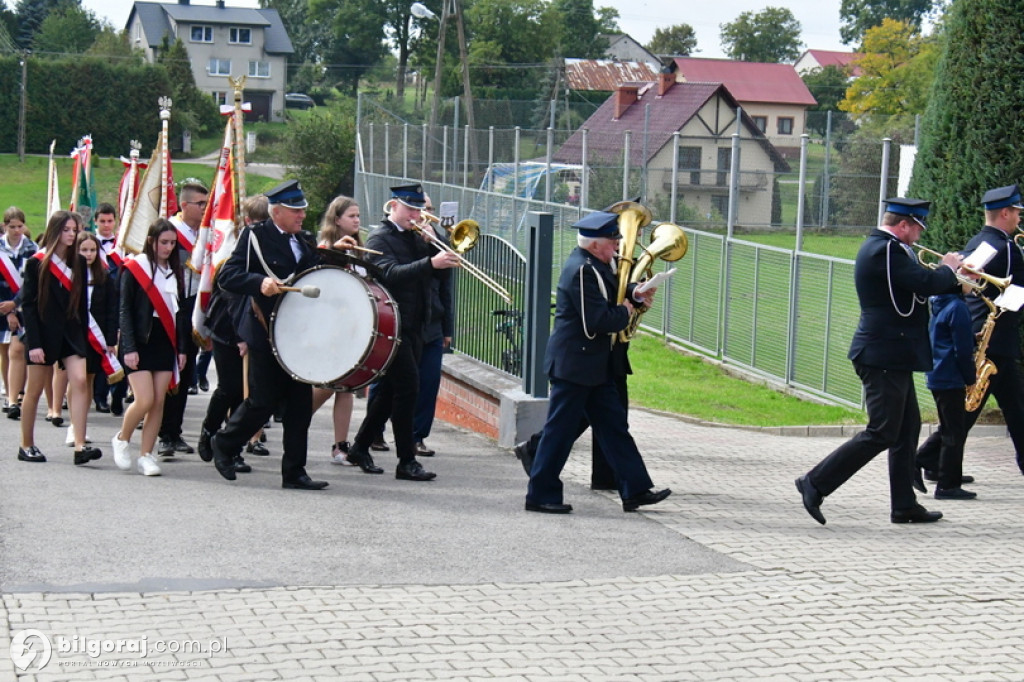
[2, 380, 1023, 679]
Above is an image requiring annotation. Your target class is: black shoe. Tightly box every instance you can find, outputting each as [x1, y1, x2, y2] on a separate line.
[525, 501, 572, 514]
[415, 440, 435, 457]
[259, 431, 267, 443]
[924, 469, 974, 484]
[622, 488, 672, 512]
[94, 400, 110, 413]
[50, 416, 64, 427]
[210, 435, 237, 481]
[913, 468, 927, 494]
[282, 474, 328, 490]
[514, 440, 534, 476]
[348, 443, 384, 474]
[370, 438, 389, 451]
[7, 404, 20, 420]
[157, 439, 175, 456]
[17, 445, 46, 463]
[187, 385, 199, 395]
[199, 378, 210, 392]
[934, 487, 977, 500]
[891, 504, 943, 524]
[74, 446, 103, 465]
[110, 395, 123, 416]
[245, 441, 270, 456]
[169, 438, 194, 454]
[795, 475, 826, 525]
[396, 459, 436, 481]
[197, 428, 213, 462]
[233, 455, 252, 474]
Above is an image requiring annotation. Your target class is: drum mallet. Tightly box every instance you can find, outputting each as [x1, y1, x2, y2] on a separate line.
[279, 285, 321, 298]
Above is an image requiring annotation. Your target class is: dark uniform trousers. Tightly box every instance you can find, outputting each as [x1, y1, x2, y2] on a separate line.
[919, 387, 968, 489]
[808, 363, 919, 510]
[159, 293, 197, 441]
[355, 333, 423, 464]
[202, 338, 244, 434]
[527, 376, 653, 506]
[215, 345, 312, 480]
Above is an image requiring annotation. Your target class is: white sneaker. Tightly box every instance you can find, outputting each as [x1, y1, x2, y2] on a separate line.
[137, 454, 162, 476]
[112, 434, 132, 470]
[65, 425, 92, 447]
[330, 452, 350, 465]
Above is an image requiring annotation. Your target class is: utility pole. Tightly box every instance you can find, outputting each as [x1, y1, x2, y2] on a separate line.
[18, 54, 27, 162]
[426, 0, 476, 180]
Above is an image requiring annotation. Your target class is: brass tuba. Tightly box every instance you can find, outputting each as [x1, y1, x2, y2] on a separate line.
[608, 200, 653, 316]
[617, 222, 689, 342]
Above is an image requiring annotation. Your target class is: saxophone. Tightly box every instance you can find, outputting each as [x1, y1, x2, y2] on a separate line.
[965, 296, 1001, 412]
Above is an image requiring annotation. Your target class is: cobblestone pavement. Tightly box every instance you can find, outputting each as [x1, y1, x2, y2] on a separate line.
[2, 389, 1023, 680]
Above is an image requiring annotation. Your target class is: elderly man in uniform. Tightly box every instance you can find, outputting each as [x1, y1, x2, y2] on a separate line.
[916, 184, 1024, 480]
[525, 211, 671, 514]
[796, 198, 962, 525]
[209, 180, 329, 490]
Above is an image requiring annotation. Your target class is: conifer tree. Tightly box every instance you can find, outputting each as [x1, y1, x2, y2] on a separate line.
[910, 0, 1024, 250]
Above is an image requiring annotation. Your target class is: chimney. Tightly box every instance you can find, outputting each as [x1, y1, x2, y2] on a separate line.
[657, 71, 676, 96]
[614, 85, 639, 120]
[178, 0, 189, 5]
[216, 0, 224, 7]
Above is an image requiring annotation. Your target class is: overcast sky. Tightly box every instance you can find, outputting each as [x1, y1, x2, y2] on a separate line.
[83, 0, 850, 60]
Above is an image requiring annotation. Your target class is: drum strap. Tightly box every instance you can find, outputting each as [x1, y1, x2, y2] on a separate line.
[246, 230, 287, 334]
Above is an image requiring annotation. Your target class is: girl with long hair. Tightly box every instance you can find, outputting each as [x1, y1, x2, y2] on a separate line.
[111, 220, 187, 476]
[0, 206, 38, 420]
[17, 210, 99, 465]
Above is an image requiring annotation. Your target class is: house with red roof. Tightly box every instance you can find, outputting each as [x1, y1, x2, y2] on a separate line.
[553, 73, 789, 227]
[671, 57, 817, 157]
[794, 49, 864, 78]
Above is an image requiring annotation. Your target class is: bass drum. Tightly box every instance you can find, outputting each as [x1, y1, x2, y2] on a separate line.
[269, 265, 400, 391]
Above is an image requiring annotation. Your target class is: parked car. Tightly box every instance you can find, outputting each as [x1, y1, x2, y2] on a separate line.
[285, 93, 316, 110]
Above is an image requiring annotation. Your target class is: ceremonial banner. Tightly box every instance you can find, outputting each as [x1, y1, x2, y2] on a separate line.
[69, 136, 97, 231]
[45, 140, 61, 221]
[118, 99, 177, 255]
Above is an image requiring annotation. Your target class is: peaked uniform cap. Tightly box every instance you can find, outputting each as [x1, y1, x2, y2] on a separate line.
[266, 179, 308, 209]
[884, 197, 930, 229]
[573, 211, 621, 239]
[982, 184, 1024, 210]
[390, 184, 427, 209]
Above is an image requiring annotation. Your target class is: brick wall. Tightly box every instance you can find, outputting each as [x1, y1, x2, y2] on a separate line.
[436, 374, 501, 440]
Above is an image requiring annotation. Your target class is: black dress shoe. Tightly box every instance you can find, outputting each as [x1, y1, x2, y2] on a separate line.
[50, 416, 64, 427]
[924, 469, 974, 484]
[94, 400, 110, 413]
[370, 438, 390, 451]
[348, 443, 384, 474]
[514, 440, 534, 476]
[187, 385, 199, 395]
[199, 378, 210, 392]
[934, 487, 977, 500]
[18, 445, 46, 463]
[396, 460, 436, 481]
[283, 474, 328, 490]
[7, 404, 20, 420]
[525, 501, 572, 514]
[246, 441, 270, 456]
[415, 440, 435, 457]
[74, 446, 103, 465]
[197, 428, 213, 462]
[622, 488, 672, 512]
[210, 435, 237, 481]
[795, 475, 826, 525]
[233, 455, 252, 474]
[913, 468, 927, 494]
[172, 438, 194, 454]
[891, 504, 943, 524]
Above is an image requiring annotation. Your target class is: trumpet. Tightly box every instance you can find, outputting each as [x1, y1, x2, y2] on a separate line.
[383, 201, 512, 303]
[912, 245, 996, 291]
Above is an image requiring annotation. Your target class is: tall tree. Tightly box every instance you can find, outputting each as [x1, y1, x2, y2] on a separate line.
[552, 0, 605, 58]
[839, 0, 937, 46]
[802, 65, 848, 111]
[719, 7, 803, 63]
[156, 36, 219, 136]
[910, 0, 1024, 249]
[646, 24, 697, 56]
[86, 25, 144, 64]
[14, 0, 67, 48]
[31, 3, 98, 55]
[465, 0, 559, 94]
[308, 0, 392, 96]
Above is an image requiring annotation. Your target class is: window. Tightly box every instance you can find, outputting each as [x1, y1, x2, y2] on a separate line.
[211, 91, 229, 107]
[229, 27, 252, 44]
[248, 60, 270, 78]
[752, 116, 767, 133]
[717, 148, 731, 187]
[678, 146, 701, 185]
[711, 195, 730, 218]
[208, 58, 231, 76]
[190, 25, 213, 43]
[777, 117, 794, 135]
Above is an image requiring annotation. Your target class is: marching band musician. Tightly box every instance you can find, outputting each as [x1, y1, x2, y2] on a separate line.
[209, 180, 330, 490]
[916, 184, 1024, 480]
[345, 184, 460, 482]
[524, 211, 671, 514]
[796, 198, 961, 526]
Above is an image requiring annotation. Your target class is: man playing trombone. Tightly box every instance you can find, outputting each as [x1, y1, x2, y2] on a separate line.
[346, 184, 460, 482]
[796, 198, 962, 526]
[916, 184, 1024, 480]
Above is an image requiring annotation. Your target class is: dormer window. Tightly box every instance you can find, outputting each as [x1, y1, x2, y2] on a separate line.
[229, 27, 252, 44]
[190, 25, 213, 43]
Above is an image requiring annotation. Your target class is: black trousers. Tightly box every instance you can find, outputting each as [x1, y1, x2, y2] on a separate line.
[917, 353, 1024, 473]
[807, 363, 919, 511]
[355, 333, 422, 465]
[214, 345, 312, 481]
[202, 339, 244, 434]
[916, 387, 968, 489]
[159, 295, 197, 441]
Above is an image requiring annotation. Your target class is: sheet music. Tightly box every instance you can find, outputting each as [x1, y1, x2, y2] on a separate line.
[635, 268, 675, 295]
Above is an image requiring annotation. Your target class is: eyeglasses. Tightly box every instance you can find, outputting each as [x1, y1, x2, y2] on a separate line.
[189, 201, 209, 208]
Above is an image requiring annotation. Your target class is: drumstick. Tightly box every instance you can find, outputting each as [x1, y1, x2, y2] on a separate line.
[345, 244, 383, 256]
[279, 285, 321, 298]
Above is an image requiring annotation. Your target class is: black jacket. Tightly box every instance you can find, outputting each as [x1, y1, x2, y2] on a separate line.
[22, 255, 89, 363]
[118, 262, 189, 356]
[365, 219, 439, 339]
[964, 225, 1024, 358]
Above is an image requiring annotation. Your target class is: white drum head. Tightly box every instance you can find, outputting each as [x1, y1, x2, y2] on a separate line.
[273, 268, 375, 384]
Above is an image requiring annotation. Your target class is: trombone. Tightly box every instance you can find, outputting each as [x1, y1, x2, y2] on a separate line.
[914, 244, 1012, 291]
[383, 201, 512, 303]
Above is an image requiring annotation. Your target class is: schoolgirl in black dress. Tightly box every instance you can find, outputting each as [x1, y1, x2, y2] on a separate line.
[18, 210, 99, 465]
[111, 219, 187, 477]
[75, 231, 120, 441]
[0, 206, 39, 419]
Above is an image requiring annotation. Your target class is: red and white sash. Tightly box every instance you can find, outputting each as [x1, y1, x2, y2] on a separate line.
[40, 252, 124, 381]
[124, 254, 180, 389]
[0, 251, 22, 293]
[171, 216, 195, 254]
[99, 236, 124, 269]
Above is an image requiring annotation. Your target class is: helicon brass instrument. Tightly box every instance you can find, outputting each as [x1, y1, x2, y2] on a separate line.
[966, 296, 1000, 412]
[383, 200, 511, 303]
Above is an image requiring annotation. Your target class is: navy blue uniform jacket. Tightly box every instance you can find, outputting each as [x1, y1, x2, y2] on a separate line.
[964, 225, 1024, 358]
